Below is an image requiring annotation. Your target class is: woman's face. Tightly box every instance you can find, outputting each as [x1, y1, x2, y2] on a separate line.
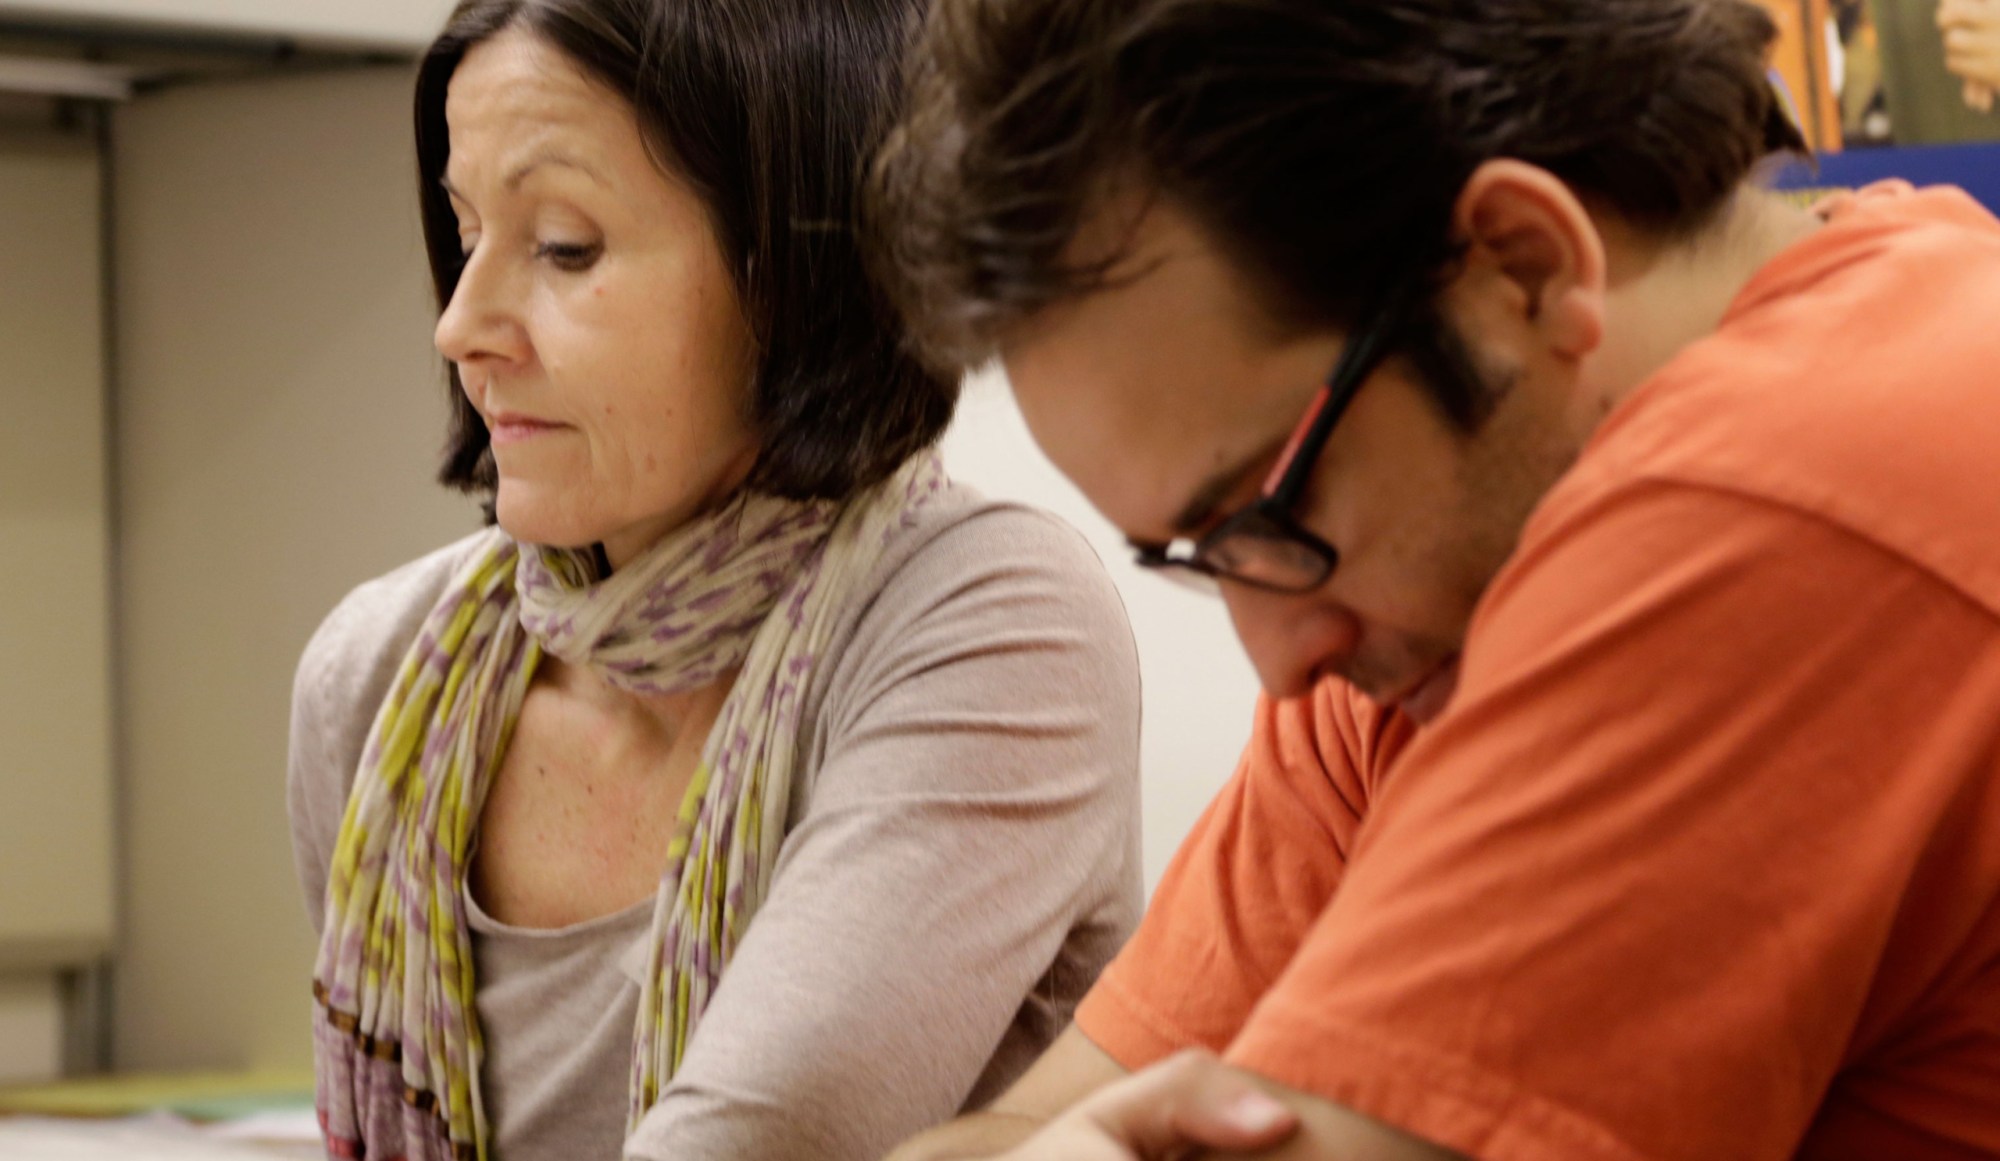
[436, 28, 760, 566]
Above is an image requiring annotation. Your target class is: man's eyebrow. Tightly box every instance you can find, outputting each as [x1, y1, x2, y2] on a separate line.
[1167, 438, 1285, 536]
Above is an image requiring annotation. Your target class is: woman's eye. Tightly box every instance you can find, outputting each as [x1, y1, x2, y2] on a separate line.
[535, 241, 603, 272]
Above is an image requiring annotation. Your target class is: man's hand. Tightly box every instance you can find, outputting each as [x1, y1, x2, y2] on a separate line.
[1939, 0, 2000, 110]
[989, 1050, 1299, 1160]
[979, 1050, 1463, 1161]
[885, 1031, 1460, 1161]
[885, 1027, 1130, 1161]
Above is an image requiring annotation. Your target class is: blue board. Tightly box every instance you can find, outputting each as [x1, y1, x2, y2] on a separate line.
[1770, 142, 2000, 214]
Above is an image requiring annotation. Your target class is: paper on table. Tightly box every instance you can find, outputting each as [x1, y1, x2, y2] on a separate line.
[0, 1113, 321, 1160]
[203, 1107, 324, 1145]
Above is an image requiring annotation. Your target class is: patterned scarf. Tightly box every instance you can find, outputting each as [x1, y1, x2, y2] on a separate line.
[312, 453, 947, 1161]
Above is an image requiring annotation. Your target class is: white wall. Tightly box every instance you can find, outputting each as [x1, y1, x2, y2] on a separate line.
[0, 0, 457, 50]
[110, 68, 475, 1071]
[0, 126, 114, 1083]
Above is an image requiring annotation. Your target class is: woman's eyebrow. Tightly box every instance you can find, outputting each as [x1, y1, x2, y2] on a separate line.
[438, 150, 609, 200]
[503, 150, 608, 191]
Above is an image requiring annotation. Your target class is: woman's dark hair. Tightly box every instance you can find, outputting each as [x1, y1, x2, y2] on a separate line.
[871, 0, 1809, 414]
[417, 0, 956, 502]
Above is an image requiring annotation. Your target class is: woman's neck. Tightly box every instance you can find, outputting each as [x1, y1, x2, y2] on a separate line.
[539, 653, 738, 753]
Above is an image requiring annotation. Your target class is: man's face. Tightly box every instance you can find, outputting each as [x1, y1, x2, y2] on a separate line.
[1002, 200, 1579, 723]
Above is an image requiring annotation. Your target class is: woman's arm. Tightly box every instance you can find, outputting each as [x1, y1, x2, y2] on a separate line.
[625, 506, 1143, 1161]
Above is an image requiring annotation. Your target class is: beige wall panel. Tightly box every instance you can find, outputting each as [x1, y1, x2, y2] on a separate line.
[0, 973, 63, 1082]
[0, 130, 115, 967]
[111, 69, 476, 1070]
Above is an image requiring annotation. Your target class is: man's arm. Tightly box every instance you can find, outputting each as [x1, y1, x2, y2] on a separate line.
[886, 1026, 1130, 1160]
[1207, 1066, 1461, 1161]
[942, 1050, 1460, 1161]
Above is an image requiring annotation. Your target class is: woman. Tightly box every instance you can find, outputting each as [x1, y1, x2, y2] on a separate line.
[285, 2, 1142, 1159]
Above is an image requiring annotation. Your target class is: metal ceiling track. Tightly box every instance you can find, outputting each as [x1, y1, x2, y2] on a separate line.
[0, 15, 411, 103]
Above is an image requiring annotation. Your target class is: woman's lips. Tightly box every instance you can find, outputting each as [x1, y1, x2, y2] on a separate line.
[487, 413, 566, 446]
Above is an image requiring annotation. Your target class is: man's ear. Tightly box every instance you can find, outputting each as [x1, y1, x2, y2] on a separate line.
[1449, 159, 1606, 360]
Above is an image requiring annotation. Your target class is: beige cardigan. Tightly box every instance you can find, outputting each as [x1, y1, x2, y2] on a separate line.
[289, 486, 1143, 1161]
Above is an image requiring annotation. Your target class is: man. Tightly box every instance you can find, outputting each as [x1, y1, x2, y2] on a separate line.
[868, 0, 2000, 1158]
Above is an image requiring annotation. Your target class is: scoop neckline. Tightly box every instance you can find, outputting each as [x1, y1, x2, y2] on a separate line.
[461, 882, 654, 941]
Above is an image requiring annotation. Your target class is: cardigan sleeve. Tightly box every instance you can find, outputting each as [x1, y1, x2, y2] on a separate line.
[624, 503, 1144, 1161]
[287, 534, 482, 935]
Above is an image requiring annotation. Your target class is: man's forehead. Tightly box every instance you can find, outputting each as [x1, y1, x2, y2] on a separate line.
[1005, 369, 1209, 539]
[991, 188, 1175, 356]
[999, 213, 1306, 540]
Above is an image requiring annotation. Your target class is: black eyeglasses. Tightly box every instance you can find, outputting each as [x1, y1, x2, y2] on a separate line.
[1132, 277, 1420, 594]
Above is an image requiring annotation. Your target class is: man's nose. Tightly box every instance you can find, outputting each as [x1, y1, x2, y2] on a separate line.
[1221, 583, 1361, 699]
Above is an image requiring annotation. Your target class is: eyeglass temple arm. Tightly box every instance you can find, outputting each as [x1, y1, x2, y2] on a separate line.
[1261, 276, 1426, 505]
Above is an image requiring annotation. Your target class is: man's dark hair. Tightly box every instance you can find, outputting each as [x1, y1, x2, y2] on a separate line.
[418, 0, 955, 503]
[871, 0, 1808, 407]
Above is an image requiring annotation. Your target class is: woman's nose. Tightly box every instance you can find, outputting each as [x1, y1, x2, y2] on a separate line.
[433, 247, 526, 370]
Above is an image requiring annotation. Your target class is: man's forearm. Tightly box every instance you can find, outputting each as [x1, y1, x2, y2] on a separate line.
[884, 1110, 1048, 1161]
[886, 1025, 1130, 1159]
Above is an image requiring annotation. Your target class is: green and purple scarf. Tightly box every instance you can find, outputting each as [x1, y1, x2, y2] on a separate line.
[311, 453, 947, 1161]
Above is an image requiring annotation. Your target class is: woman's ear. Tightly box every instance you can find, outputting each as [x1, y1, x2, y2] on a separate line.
[1449, 159, 1606, 360]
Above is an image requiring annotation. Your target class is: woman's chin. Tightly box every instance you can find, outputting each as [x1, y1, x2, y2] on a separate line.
[492, 490, 690, 565]
[491, 491, 605, 552]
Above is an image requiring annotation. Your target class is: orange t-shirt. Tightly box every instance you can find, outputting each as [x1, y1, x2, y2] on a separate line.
[1077, 182, 2000, 1161]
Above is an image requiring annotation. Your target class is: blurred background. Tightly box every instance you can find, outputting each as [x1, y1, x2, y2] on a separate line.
[1751, 0, 2000, 150]
[0, 0, 1261, 1091]
[6, 0, 1996, 1102]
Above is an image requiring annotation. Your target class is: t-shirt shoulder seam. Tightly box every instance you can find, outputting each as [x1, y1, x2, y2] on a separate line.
[1549, 472, 2000, 624]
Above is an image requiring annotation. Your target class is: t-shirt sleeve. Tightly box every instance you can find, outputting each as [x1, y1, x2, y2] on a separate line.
[625, 507, 1145, 1161]
[1076, 682, 1406, 1070]
[1224, 481, 2000, 1161]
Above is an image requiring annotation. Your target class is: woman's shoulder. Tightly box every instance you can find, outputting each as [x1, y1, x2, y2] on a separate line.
[289, 531, 492, 800]
[810, 481, 1140, 766]
[864, 481, 1126, 617]
[294, 530, 494, 710]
